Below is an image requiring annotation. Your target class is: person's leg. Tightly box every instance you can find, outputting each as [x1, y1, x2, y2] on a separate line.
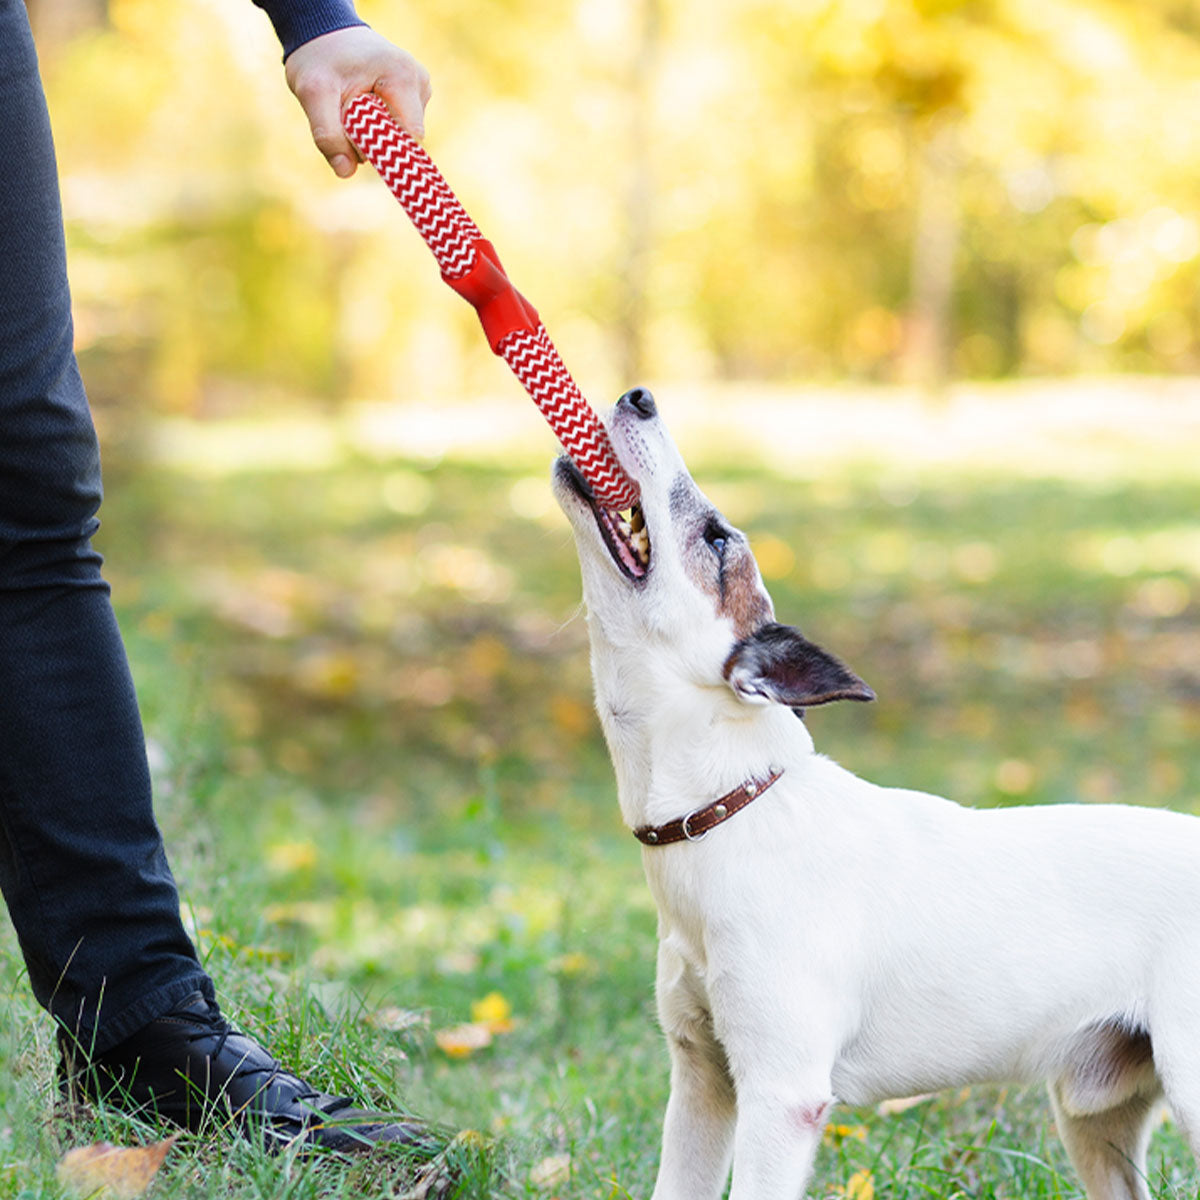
[0, 0, 212, 1053]
[0, 12, 445, 1158]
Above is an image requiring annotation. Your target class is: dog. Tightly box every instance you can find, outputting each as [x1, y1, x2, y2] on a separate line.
[551, 385, 1200, 1200]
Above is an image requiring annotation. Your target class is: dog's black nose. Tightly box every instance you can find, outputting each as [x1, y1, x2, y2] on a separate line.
[619, 386, 657, 419]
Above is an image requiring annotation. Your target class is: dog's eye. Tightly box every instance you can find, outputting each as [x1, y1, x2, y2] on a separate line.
[704, 521, 728, 558]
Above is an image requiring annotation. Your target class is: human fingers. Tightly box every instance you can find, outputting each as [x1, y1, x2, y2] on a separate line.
[374, 54, 431, 141]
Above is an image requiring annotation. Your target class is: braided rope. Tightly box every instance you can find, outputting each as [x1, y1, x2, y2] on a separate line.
[343, 94, 639, 510]
[499, 328, 638, 510]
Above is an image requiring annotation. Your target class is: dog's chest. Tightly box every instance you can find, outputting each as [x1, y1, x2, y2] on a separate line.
[643, 841, 782, 977]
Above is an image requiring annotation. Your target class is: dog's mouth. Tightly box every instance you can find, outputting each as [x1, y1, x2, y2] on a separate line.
[557, 457, 651, 582]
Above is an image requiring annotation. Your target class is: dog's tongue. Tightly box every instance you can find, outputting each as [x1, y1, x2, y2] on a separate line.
[343, 94, 639, 511]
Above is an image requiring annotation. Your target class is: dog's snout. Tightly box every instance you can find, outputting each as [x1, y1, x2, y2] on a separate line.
[619, 386, 657, 420]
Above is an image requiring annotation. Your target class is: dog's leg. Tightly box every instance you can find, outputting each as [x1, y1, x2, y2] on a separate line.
[650, 1027, 737, 1200]
[725, 1078, 832, 1200]
[1146, 968, 1200, 1170]
[1048, 1080, 1158, 1200]
[651, 950, 737, 1200]
[715, 980, 837, 1200]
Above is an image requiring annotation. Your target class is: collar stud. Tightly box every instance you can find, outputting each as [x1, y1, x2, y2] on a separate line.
[633, 768, 783, 847]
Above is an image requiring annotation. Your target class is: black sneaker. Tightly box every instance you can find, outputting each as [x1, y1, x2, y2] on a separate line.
[59, 991, 441, 1156]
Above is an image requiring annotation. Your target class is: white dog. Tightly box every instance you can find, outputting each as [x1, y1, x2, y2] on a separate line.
[552, 386, 1200, 1200]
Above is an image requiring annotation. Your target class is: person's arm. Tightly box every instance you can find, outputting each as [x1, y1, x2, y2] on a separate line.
[253, 1, 431, 177]
[252, 0, 364, 58]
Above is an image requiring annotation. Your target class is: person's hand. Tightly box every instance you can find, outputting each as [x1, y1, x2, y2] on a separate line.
[284, 26, 431, 178]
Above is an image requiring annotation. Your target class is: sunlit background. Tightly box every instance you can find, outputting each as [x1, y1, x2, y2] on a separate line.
[34, 0, 1200, 420]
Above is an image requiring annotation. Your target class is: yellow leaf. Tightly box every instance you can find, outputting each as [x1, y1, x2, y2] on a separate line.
[470, 991, 514, 1033]
[435, 1022, 493, 1058]
[57, 1136, 177, 1199]
[844, 1169, 875, 1200]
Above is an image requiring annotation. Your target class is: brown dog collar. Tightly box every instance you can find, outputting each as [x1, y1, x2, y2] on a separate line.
[633, 769, 784, 846]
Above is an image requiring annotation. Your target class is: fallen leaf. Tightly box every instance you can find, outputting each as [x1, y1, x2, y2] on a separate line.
[434, 1022, 493, 1058]
[876, 1092, 936, 1116]
[364, 1005, 429, 1033]
[530, 1153, 571, 1189]
[844, 1168, 875, 1200]
[57, 1136, 177, 1199]
[470, 991, 514, 1033]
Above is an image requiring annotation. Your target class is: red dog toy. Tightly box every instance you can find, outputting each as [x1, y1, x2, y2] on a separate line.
[343, 94, 640, 512]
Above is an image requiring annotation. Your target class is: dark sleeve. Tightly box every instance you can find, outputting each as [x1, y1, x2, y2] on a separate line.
[251, 0, 367, 59]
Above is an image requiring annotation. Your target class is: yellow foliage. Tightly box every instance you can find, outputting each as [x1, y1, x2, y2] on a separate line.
[39, 0, 1200, 413]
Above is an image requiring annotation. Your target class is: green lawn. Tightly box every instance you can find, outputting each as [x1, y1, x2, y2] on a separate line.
[2, 393, 1199, 1197]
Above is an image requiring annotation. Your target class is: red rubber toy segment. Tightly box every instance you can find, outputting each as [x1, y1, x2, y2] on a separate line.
[343, 93, 640, 511]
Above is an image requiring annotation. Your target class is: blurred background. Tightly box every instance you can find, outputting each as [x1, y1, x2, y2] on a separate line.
[8, 2, 1200, 1192]
[32, 0, 1200, 418]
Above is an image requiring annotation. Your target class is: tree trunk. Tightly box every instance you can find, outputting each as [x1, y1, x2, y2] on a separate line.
[900, 120, 960, 393]
[616, 0, 662, 386]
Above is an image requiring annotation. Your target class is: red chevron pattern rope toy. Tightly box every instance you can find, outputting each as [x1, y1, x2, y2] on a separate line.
[343, 93, 639, 511]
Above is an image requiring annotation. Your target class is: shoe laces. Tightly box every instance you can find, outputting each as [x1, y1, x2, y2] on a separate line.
[175, 998, 326, 1108]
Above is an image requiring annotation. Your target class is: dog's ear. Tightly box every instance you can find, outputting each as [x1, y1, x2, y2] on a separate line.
[723, 622, 875, 708]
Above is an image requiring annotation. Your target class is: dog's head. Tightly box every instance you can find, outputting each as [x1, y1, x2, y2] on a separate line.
[552, 387, 874, 719]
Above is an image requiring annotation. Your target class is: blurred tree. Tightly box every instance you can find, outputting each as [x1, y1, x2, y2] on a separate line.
[34, 0, 1200, 417]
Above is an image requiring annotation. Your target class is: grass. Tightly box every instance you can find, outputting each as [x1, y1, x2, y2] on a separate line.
[2, 388, 1199, 1197]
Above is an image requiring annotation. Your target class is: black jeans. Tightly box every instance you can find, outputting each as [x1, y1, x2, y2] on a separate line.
[0, 0, 212, 1052]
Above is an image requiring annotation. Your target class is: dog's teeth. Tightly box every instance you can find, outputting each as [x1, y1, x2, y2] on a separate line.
[631, 529, 650, 562]
[629, 507, 645, 533]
